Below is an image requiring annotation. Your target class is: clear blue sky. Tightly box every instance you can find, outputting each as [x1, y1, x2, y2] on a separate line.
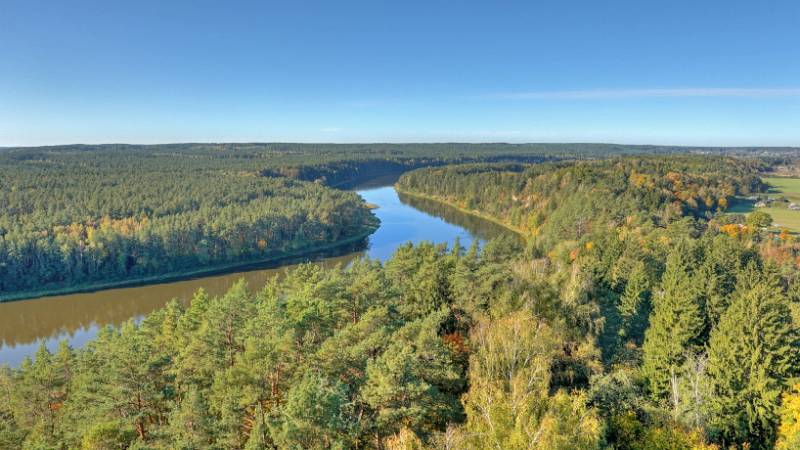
[2, 0, 799, 146]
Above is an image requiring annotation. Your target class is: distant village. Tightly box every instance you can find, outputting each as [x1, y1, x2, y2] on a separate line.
[747, 195, 800, 210]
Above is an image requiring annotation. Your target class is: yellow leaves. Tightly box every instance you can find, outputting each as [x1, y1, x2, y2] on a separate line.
[459, 311, 605, 449]
[718, 197, 729, 209]
[630, 172, 650, 188]
[86, 227, 97, 247]
[385, 428, 426, 450]
[776, 383, 800, 450]
[666, 171, 682, 183]
[256, 239, 267, 251]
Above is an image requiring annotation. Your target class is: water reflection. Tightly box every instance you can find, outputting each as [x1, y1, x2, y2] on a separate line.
[397, 191, 523, 244]
[0, 185, 515, 366]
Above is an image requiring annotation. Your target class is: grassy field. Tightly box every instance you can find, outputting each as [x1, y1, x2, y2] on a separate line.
[727, 177, 800, 231]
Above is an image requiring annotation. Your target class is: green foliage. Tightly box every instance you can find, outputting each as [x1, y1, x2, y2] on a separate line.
[1, 242, 497, 449]
[397, 156, 765, 249]
[7, 154, 800, 449]
[705, 281, 800, 448]
[642, 240, 706, 401]
[458, 310, 602, 449]
[747, 210, 774, 228]
[0, 150, 376, 297]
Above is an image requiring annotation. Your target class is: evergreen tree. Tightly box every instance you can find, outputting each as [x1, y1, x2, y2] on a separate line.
[705, 282, 799, 448]
[618, 261, 651, 344]
[272, 373, 350, 449]
[642, 241, 705, 400]
[168, 388, 214, 449]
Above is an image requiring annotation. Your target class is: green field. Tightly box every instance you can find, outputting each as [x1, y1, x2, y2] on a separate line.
[728, 177, 800, 231]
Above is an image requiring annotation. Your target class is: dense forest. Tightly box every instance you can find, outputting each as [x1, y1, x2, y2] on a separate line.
[0, 161, 375, 299]
[0, 143, 567, 299]
[397, 157, 767, 247]
[5, 152, 800, 449]
[0, 143, 559, 299]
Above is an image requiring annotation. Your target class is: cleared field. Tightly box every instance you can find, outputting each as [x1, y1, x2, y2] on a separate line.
[728, 177, 800, 231]
[765, 177, 800, 202]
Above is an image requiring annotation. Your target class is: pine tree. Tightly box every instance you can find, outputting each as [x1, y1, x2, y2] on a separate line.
[273, 373, 350, 449]
[244, 403, 269, 450]
[168, 387, 213, 450]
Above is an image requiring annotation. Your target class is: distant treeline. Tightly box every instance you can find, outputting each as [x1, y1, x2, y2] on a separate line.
[1, 142, 789, 299]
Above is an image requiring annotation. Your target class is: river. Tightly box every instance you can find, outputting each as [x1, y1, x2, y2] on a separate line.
[0, 184, 516, 366]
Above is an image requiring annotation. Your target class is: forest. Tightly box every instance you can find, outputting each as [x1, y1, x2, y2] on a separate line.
[0, 142, 568, 299]
[4, 152, 800, 449]
[0, 158, 376, 299]
[0, 143, 693, 299]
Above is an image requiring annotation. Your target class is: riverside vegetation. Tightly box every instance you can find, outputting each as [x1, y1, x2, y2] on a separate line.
[0, 143, 724, 300]
[4, 150, 800, 449]
[0, 143, 560, 300]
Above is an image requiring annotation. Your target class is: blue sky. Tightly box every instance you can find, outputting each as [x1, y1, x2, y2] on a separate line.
[1, 0, 798, 146]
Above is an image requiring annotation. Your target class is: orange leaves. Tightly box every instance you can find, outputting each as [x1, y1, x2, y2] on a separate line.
[442, 332, 468, 355]
[759, 239, 797, 267]
[719, 223, 748, 238]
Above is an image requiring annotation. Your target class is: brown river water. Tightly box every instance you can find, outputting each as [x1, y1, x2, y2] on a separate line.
[0, 185, 516, 366]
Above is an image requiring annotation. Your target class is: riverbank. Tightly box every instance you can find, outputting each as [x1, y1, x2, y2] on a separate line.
[0, 219, 379, 303]
[394, 186, 532, 241]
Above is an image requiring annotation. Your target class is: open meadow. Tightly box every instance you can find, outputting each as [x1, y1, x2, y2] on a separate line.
[729, 177, 800, 231]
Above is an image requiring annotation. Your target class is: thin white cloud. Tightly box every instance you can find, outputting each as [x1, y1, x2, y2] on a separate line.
[469, 130, 522, 137]
[320, 127, 342, 132]
[488, 88, 800, 100]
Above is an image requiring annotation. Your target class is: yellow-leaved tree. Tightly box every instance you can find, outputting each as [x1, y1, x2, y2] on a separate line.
[776, 383, 800, 450]
[456, 310, 603, 449]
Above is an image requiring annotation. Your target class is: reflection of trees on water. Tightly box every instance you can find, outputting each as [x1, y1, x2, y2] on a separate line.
[0, 242, 367, 351]
[0, 192, 522, 361]
[397, 192, 524, 244]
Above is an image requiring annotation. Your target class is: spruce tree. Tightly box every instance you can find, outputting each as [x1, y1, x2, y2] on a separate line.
[705, 282, 799, 448]
[618, 260, 650, 344]
[642, 240, 704, 400]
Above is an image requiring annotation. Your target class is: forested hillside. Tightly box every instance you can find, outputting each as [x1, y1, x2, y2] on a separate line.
[5, 154, 800, 449]
[0, 143, 679, 299]
[397, 157, 766, 247]
[0, 150, 377, 299]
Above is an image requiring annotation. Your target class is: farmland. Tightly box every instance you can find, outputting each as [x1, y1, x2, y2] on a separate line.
[728, 177, 800, 231]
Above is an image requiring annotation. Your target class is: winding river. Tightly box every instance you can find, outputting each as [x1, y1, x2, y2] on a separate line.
[0, 183, 517, 366]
